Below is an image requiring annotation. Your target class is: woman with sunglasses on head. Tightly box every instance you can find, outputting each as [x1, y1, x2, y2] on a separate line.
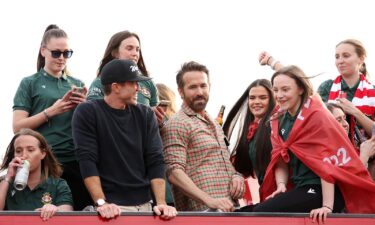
[0, 129, 73, 221]
[254, 66, 375, 223]
[87, 30, 166, 123]
[12, 24, 91, 210]
[222, 79, 275, 209]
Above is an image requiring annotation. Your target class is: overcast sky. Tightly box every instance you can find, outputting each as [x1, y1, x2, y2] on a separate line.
[1, 0, 374, 159]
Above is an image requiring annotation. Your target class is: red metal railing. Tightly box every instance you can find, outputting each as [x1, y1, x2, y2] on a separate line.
[1, 212, 375, 225]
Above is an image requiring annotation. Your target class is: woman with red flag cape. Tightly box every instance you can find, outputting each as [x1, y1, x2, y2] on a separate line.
[254, 65, 375, 223]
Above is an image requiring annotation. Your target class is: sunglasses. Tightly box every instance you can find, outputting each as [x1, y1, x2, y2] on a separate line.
[45, 47, 73, 59]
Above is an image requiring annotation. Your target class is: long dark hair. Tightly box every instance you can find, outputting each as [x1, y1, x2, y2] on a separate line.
[1, 128, 62, 181]
[37, 24, 69, 73]
[97, 30, 149, 77]
[223, 79, 275, 177]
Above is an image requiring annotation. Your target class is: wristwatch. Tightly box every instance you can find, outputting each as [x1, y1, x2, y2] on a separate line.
[95, 198, 106, 207]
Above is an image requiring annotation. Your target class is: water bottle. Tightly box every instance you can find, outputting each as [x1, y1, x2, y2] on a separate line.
[14, 160, 30, 191]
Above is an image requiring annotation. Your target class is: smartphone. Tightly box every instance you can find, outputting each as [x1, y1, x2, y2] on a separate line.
[71, 86, 85, 98]
[73, 86, 85, 94]
[158, 100, 171, 107]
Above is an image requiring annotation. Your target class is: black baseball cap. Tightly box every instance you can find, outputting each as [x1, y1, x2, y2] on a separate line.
[100, 59, 151, 85]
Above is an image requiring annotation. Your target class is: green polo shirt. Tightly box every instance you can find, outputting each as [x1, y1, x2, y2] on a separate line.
[87, 77, 159, 106]
[248, 138, 264, 185]
[13, 69, 84, 163]
[318, 78, 375, 142]
[317, 79, 360, 102]
[6, 177, 73, 210]
[279, 111, 320, 187]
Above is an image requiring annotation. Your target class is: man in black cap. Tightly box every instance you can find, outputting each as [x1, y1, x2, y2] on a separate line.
[72, 59, 176, 219]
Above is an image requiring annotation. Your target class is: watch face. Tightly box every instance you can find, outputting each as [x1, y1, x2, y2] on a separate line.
[96, 199, 106, 206]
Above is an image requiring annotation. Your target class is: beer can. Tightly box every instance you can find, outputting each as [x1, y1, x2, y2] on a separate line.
[14, 160, 30, 191]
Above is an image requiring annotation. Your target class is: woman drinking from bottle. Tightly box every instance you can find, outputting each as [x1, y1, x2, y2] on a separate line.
[0, 129, 73, 221]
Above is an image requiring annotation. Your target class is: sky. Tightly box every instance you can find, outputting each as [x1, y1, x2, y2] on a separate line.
[1, 0, 375, 160]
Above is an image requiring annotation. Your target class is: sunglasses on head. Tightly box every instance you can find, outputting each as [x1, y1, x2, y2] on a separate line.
[45, 47, 73, 59]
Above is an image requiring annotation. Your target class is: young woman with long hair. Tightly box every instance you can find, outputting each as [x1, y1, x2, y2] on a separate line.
[255, 66, 375, 223]
[12, 24, 91, 210]
[0, 129, 73, 220]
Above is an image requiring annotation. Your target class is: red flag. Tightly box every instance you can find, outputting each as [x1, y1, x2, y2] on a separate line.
[260, 95, 375, 213]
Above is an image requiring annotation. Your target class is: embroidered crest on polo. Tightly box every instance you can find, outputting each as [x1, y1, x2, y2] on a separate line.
[139, 86, 151, 98]
[41, 192, 53, 205]
[88, 87, 101, 96]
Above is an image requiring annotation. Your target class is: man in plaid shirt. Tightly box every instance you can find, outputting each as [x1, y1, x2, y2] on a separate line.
[161, 61, 245, 211]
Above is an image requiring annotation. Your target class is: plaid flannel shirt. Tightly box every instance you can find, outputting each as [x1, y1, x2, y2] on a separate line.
[161, 104, 236, 211]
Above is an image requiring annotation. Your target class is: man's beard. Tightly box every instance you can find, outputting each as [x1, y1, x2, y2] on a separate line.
[187, 95, 209, 113]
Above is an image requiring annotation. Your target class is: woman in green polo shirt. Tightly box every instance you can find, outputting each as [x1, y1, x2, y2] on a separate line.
[253, 66, 348, 223]
[223, 79, 275, 184]
[12, 24, 91, 210]
[223, 79, 275, 211]
[0, 128, 73, 221]
[259, 44, 375, 149]
[86, 30, 166, 123]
